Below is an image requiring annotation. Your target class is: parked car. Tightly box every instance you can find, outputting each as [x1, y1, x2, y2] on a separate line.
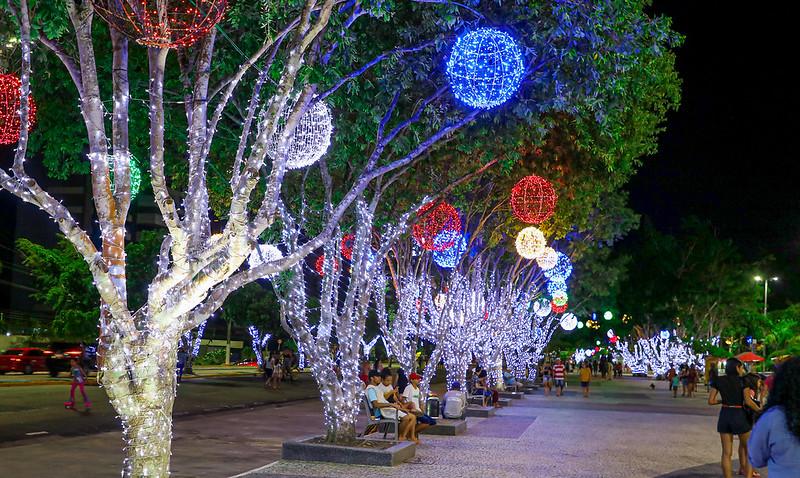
[0, 347, 49, 374]
[44, 342, 96, 377]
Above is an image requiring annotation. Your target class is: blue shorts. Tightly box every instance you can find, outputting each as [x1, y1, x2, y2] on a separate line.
[555, 379, 565, 388]
[417, 414, 437, 425]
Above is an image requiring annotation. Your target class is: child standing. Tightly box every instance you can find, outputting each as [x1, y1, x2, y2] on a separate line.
[65, 358, 91, 409]
[672, 373, 680, 397]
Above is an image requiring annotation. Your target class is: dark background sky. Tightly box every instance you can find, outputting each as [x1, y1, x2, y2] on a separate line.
[2, 3, 799, 311]
[631, 1, 800, 305]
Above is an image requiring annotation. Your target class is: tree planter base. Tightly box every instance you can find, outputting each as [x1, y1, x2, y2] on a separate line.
[464, 405, 496, 418]
[282, 435, 416, 466]
[496, 397, 512, 406]
[421, 419, 467, 436]
[522, 387, 537, 394]
[498, 391, 525, 399]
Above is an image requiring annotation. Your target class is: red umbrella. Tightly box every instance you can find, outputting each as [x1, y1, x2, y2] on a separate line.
[736, 352, 765, 363]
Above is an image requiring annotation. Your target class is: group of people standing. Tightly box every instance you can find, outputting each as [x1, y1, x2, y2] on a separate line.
[666, 364, 700, 398]
[264, 349, 297, 389]
[709, 356, 800, 478]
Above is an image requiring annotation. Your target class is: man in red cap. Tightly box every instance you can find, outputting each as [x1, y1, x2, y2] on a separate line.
[403, 372, 437, 438]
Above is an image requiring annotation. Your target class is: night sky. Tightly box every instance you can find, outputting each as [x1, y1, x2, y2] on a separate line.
[633, 2, 800, 302]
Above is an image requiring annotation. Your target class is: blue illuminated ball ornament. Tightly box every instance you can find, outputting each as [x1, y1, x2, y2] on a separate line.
[546, 279, 567, 295]
[544, 252, 572, 282]
[433, 232, 468, 269]
[446, 28, 525, 109]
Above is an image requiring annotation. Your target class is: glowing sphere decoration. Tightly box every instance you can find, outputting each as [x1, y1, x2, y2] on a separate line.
[446, 28, 525, 109]
[543, 252, 572, 281]
[551, 301, 568, 314]
[515, 226, 546, 259]
[340, 234, 355, 261]
[551, 290, 568, 307]
[314, 254, 339, 276]
[510, 175, 558, 224]
[536, 247, 558, 271]
[604, 310, 613, 321]
[606, 329, 615, 339]
[0, 73, 37, 145]
[433, 232, 468, 269]
[91, 0, 227, 48]
[108, 153, 142, 199]
[533, 298, 552, 317]
[412, 201, 461, 251]
[660, 330, 671, 340]
[546, 279, 567, 296]
[560, 313, 578, 331]
[248, 244, 283, 277]
[577, 321, 584, 329]
[267, 99, 333, 170]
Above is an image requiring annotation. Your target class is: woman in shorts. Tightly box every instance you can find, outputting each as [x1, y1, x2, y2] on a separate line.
[542, 362, 553, 396]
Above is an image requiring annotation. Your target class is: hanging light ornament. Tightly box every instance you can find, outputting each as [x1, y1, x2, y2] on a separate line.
[543, 251, 572, 281]
[510, 175, 558, 224]
[266, 99, 333, 170]
[551, 301, 568, 314]
[433, 232, 468, 269]
[515, 226, 546, 259]
[552, 290, 568, 307]
[91, 0, 227, 48]
[546, 279, 568, 296]
[107, 153, 142, 199]
[314, 254, 339, 276]
[412, 201, 461, 251]
[340, 234, 355, 261]
[533, 298, 552, 317]
[577, 321, 584, 329]
[560, 313, 578, 331]
[536, 247, 558, 270]
[248, 243, 283, 277]
[446, 28, 525, 109]
[0, 73, 37, 145]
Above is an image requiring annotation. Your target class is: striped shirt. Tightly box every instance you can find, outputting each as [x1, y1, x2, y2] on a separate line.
[552, 364, 565, 380]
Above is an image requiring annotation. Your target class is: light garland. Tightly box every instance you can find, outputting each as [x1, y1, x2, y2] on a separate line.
[266, 99, 333, 170]
[515, 226, 546, 259]
[107, 153, 142, 199]
[91, 0, 227, 48]
[510, 175, 558, 224]
[446, 28, 525, 109]
[536, 247, 558, 270]
[412, 201, 461, 251]
[247, 243, 283, 277]
[0, 73, 37, 145]
[247, 326, 271, 367]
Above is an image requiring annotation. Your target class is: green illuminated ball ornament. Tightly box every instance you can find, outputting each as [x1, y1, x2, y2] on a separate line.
[551, 290, 568, 307]
[604, 311, 613, 321]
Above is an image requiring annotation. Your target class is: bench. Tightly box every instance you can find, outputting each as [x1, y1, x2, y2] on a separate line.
[359, 394, 400, 440]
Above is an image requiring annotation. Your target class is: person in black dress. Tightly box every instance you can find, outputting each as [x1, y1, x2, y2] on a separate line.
[708, 358, 762, 478]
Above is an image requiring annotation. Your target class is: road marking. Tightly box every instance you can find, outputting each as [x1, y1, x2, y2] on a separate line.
[227, 461, 278, 477]
[25, 431, 49, 436]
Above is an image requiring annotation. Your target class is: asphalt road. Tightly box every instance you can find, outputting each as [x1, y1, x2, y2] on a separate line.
[0, 373, 319, 443]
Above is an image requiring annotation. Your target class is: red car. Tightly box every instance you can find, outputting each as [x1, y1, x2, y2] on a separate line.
[0, 347, 49, 374]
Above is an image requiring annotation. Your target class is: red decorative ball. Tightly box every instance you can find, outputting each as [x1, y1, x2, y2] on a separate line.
[0, 74, 37, 145]
[510, 175, 557, 224]
[315, 254, 339, 276]
[91, 0, 227, 48]
[340, 234, 355, 261]
[551, 301, 568, 314]
[412, 201, 461, 251]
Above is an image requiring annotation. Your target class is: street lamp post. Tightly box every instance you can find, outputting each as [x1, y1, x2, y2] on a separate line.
[753, 275, 779, 317]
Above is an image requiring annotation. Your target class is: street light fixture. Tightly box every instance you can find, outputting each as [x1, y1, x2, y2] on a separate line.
[753, 275, 779, 316]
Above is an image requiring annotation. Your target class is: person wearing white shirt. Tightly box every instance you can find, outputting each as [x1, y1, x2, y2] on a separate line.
[365, 370, 417, 442]
[402, 372, 437, 438]
[442, 381, 467, 419]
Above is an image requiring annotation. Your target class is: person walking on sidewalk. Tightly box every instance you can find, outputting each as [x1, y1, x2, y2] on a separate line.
[176, 347, 188, 383]
[580, 361, 592, 398]
[552, 358, 566, 397]
[65, 358, 91, 409]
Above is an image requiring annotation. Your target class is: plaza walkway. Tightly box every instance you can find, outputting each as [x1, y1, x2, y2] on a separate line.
[0, 375, 752, 477]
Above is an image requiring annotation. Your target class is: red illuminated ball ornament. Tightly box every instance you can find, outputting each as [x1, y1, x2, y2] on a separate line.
[551, 301, 568, 314]
[0, 74, 37, 145]
[412, 201, 461, 251]
[91, 0, 227, 48]
[314, 254, 340, 276]
[340, 234, 355, 260]
[510, 175, 557, 224]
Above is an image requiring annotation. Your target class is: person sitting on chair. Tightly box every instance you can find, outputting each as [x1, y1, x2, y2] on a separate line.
[365, 370, 417, 442]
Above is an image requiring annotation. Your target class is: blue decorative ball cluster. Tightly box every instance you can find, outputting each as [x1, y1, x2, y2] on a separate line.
[546, 279, 568, 295]
[446, 28, 525, 109]
[433, 232, 469, 269]
[544, 252, 572, 282]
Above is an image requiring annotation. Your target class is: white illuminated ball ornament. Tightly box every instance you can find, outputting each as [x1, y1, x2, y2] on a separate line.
[267, 100, 333, 169]
[515, 226, 546, 259]
[247, 244, 283, 277]
[606, 328, 615, 339]
[536, 247, 558, 270]
[577, 321, 584, 329]
[533, 298, 552, 317]
[660, 330, 671, 340]
[560, 313, 578, 331]
[604, 310, 613, 321]
[446, 28, 525, 109]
